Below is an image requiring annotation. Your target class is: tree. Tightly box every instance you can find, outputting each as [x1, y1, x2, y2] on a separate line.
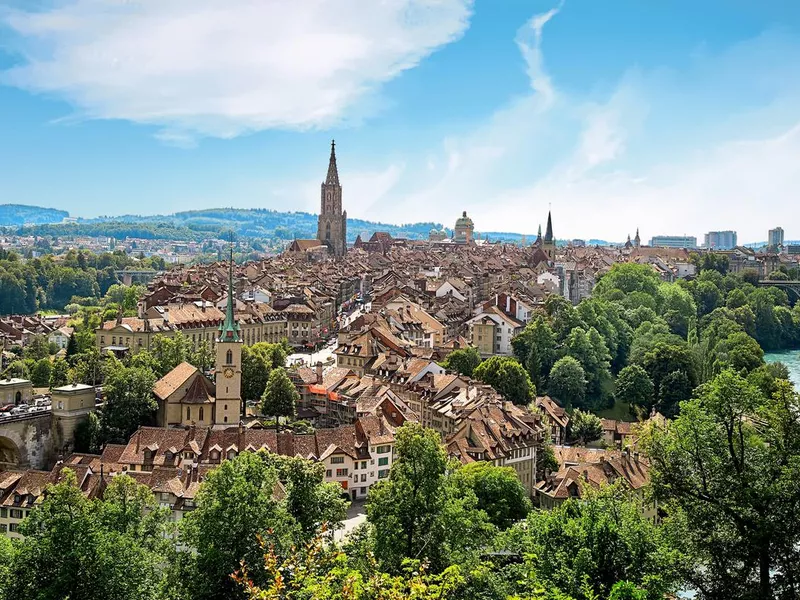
[658, 283, 696, 338]
[641, 341, 698, 416]
[99, 363, 157, 444]
[548, 356, 586, 410]
[451, 461, 531, 529]
[614, 364, 654, 414]
[260, 368, 298, 429]
[180, 452, 299, 600]
[594, 263, 661, 301]
[50, 357, 70, 388]
[497, 484, 681, 600]
[367, 423, 494, 573]
[709, 331, 764, 375]
[564, 327, 610, 405]
[514, 316, 557, 389]
[65, 334, 78, 358]
[24, 334, 51, 361]
[569, 409, 603, 446]
[7, 471, 169, 600]
[443, 346, 481, 377]
[694, 281, 723, 317]
[645, 371, 800, 599]
[30, 358, 52, 387]
[473, 356, 534, 405]
[242, 343, 287, 401]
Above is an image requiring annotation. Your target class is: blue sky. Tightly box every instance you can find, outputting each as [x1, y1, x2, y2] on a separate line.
[1, 0, 799, 243]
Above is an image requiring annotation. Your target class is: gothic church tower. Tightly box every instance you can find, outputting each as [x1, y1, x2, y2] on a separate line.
[215, 249, 242, 426]
[316, 140, 347, 257]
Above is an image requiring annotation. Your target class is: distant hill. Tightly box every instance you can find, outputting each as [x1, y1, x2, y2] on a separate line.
[0, 204, 69, 226]
[1, 205, 592, 245]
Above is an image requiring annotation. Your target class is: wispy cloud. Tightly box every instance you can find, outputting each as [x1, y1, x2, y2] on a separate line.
[1, 0, 473, 140]
[357, 5, 800, 242]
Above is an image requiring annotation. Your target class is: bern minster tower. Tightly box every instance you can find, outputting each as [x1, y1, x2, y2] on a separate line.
[317, 140, 347, 256]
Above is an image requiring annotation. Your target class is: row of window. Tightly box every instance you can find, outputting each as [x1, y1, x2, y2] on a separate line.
[0, 508, 26, 519]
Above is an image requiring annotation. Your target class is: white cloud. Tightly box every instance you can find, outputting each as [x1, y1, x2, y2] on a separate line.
[1, 0, 473, 139]
[360, 6, 800, 243]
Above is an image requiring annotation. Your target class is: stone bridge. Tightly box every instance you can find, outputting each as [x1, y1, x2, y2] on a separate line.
[0, 410, 67, 470]
[114, 269, 159, 286]
[758, 280, 800, 304]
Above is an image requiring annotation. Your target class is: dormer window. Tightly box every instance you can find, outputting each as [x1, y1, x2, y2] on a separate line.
[227, 450, 237, 460]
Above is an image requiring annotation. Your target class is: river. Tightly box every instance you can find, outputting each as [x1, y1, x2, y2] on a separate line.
[764, 349, 800, 387]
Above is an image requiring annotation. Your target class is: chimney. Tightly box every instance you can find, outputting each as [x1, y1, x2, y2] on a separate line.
[633, 452, 639, 462]
[316, 361, 323, 384]
[100, 464, 104, 481]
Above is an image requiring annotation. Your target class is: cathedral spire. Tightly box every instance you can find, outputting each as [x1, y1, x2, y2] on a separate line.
[218, 245, 241, 343]
[544, 211, 554, 244]
[325, 139, 340, 186]
[536, 224, 542, 243]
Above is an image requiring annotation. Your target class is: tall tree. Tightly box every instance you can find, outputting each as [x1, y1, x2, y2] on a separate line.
[450, 461, 531, 529]
[100, 362, 157, 444]
[645, 371, 800, 599]
[569, 409, 603, 446]
[548, 356, 586, 410]
[615, 364, 655, 415]
[50, 357, 70, 388]
[260, 368, 298, 429]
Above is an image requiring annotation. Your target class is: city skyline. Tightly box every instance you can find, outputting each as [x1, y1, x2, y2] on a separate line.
[1, 1, 800, 241]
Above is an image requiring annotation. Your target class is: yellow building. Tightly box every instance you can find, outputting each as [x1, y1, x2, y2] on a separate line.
[0, 378, 32, 406]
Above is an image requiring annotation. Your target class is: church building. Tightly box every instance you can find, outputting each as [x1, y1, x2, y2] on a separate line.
[153, 252, 243, 428]
[316, 140, 348, 257]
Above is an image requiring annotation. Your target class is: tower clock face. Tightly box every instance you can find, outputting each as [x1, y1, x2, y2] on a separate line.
[223, 367, 235, 379]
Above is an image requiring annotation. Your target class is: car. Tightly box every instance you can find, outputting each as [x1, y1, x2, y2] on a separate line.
[16, 403, 30, 410]
[10, 407, 27, 415]
[0, 404, 15, 413]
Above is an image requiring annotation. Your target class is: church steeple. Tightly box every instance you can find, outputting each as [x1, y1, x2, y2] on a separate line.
[325, 139, 340, 186]
[544, 211, 554, 244]
[218, 247, 241, 343]
[536, 224, 542, 244]
[634, 228, 641, 248]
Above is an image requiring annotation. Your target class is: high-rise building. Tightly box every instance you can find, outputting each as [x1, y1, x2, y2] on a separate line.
[768, 227, 784, 248]
[317, 140, 347, 257]
[704, 230, 737, 250]
[649, 235, 697, 249]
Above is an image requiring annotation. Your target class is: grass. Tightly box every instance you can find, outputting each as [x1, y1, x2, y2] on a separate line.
[597, 399, 635, 422]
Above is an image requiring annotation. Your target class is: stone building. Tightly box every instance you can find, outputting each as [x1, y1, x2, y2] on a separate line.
[317, 140, 348, 257]
[453, 211, 475, 244]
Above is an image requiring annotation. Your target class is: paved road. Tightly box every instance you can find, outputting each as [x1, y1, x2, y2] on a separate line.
[333, 499, 367, 543]
[286, 345, 337, 368]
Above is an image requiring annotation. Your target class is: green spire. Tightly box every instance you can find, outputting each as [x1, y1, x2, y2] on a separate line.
[218, 246, 241, 343]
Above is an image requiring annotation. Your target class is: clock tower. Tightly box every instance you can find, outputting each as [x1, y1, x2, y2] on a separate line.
[215, 249, 243, 426]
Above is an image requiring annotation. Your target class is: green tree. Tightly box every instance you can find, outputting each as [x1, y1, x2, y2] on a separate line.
[694, 281, 723, 317]
[594, 263, 661, 301]
[180, 452, 299, 600]
[640, 341, 698, 417]
[260, 368, 298, 429]
[50, 357, 70, 388]
[514, 316, 558, 389]
[24, 334, 51, 361]
[30, 358, 52, 387]
[443, 346, 481, 377]
[242, 343, 287, 401]
[548, 356, 586, 410]
[614, 364, 654, 414]
[497, 484, 681, 600]
[645, 371, 800, 599]
[658, 283, 696, 338]
[451, 461, 531, 529]
[99, 362, 157, 444]
[367, 423, 494, 573]
[473, 355, 534, 405]
[569, 409, 603, 446]
[7, 471, 169, 600]
[65, 334, 78, 358]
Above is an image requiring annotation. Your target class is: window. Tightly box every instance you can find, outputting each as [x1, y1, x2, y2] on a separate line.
[336, 468, 348, 477]
[186, 407, 191, 421]
[0, 524, 5, 533]
[361, 461, 367, 469]
[9, 523, 18, 533]
[378, 457, 389, 467]
[199, 407, 204, 421]
[0, 508, 5, 518]
[378, 469, 389, 479]
[360, 474, 367, 482]
[100, 336, 105, 345]
[10, 509, 22, 519]
[330, 456, 344, 464]
[226, 349, 233, 364]
[377, 445, 390, 454]
[224, 416, 228, 423]
[325, 469, 332, 478]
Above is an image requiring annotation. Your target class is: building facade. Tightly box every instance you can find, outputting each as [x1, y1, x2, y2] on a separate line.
[649, 235, 698, 249]
[768, 227, 785, 248]
[317, 141, 347, 257]
[704, 230, 737, 250]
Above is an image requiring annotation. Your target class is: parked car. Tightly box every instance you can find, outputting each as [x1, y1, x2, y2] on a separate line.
[0, 404, 15, 413]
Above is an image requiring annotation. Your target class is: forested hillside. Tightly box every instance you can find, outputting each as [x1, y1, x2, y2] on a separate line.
[0, 204, 69, 226]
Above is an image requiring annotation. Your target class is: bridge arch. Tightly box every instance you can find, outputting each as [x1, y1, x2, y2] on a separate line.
[0, 429, 28, 469]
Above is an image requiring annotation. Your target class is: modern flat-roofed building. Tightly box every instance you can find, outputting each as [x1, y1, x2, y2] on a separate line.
[768, 227, 785, 248]
[650, 235, 697, 249]
[704, 230, 737, 250]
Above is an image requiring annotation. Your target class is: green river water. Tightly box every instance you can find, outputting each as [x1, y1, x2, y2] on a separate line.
[764, 349, 800, 387]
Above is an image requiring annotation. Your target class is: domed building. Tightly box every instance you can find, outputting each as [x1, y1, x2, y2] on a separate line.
[453, 211, 475, 244]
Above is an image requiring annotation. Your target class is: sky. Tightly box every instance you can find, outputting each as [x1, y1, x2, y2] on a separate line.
[1, 0, 799, 244]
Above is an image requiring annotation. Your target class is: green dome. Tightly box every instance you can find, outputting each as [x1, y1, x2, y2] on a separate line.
[455, 211, 474, 228]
